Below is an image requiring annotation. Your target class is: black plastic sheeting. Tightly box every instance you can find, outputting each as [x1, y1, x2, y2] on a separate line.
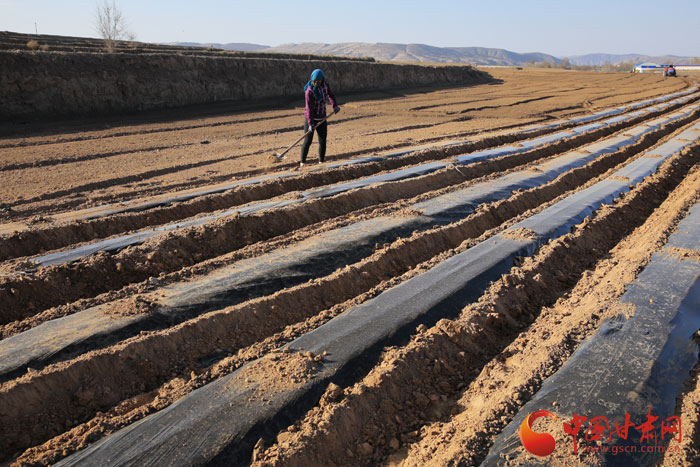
[0, 176, 544, 378]
[512, 87, 696, 134]
[55, 239, 539, 466]
[34, 198, 300, 267]
[482, 204, 700, 467]
[81, 173, 296, 220]
[0, 216, 418, 379]
[9, 117, 696, 379]
[56, 118, 700, 467]
[2, 87, 694, 241]
[29, 98, 700, 268]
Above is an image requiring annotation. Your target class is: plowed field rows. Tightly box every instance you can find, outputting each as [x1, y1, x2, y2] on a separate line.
[2, 69, 700, 466]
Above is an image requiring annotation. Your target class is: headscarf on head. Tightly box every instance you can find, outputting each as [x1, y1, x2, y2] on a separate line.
[304, 69, 325, 101]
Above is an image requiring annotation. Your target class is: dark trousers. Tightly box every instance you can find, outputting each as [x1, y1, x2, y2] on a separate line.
[300, 120, 327, 163]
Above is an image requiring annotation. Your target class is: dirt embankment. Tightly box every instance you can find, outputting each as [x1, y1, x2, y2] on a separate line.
[0, 31, 378, 61]
[0, 48, 490, 120]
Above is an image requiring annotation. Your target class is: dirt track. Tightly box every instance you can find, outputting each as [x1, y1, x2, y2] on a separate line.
[2, 69, 700, 466]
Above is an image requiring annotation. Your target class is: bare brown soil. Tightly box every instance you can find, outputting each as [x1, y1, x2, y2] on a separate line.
[2, 69, 699, 466]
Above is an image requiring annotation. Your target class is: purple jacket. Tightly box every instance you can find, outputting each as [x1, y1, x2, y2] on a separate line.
[304, 81, 338, 125]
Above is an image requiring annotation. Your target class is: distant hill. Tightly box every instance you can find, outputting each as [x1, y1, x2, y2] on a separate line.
[264, 43, 559, 66]
[169, 42, 270, 52]
[172, 41, 559, 66]
[169, 41, 698, 67]
[567, 53, 696, 66]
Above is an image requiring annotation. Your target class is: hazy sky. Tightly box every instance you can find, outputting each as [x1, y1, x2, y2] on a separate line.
[2, 0, 699, 57]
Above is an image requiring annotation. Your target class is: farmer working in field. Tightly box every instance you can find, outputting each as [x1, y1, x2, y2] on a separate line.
[300, 69, 340, 166]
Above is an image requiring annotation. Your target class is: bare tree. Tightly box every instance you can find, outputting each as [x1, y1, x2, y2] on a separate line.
[94, 0, 133, 50]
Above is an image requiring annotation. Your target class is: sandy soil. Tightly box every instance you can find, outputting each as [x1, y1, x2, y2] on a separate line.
[1, 68, 699, 466]
[0, 68, 685, 218]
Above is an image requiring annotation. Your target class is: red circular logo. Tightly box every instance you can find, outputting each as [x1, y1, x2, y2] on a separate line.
[519, 410, 558, 457]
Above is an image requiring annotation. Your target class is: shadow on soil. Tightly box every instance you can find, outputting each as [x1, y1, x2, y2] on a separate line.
[0, 78, 501, 139]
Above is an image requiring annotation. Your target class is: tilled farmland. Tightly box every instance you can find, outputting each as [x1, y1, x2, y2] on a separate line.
[2, 69, 700, 466]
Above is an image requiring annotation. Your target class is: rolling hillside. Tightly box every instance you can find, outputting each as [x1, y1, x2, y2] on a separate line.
[172, 41, 560, 65]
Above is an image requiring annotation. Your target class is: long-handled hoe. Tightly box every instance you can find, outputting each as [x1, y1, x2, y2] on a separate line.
[270, 110, 337, 162]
